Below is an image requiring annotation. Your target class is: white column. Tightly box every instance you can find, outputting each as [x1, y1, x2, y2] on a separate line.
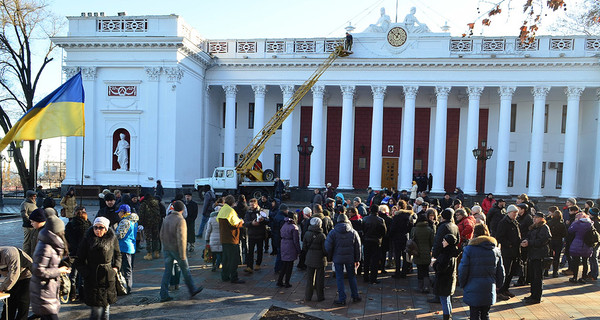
[494, 86, 516, 195]
[280, 85, 295, 182]
[308, 85, 326, 189]
[80, 67, 97, 184]
[251, 84, 267, 162]
[529, 86, 550, 197]
[369, 85, 386, 190]
[561, 86, 585, 198]
[338, 85, 355, 189]
[222, 85, 237, 167]
[463, 86, 484, 195]
[399, 86, 418, 190]
[593, 89, 600, 199]
[431, 86, 451, 193]
[202, 85, 210, 176]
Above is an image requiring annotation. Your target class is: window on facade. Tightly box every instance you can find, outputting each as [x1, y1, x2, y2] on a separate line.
[274, 154, 281, 177]
[544, 104, 549, 133]
[222, 102, 238, 129]
[248, 103, 255, 129]
[526, 161, 530, 188]
[508, 161, 515, 187]
[221, 153, 224, 166]
[561, 105, 567, 134]
[510, 104, 517, 132]
[234, 153, 239, 166]
[556, 162, 563, 189]
[541, 162, 546, 189]
[276, 104, 283, 130]
[222, 103, 226, 128]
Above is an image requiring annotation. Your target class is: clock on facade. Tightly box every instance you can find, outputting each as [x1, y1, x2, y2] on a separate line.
[387, 27, 407, 47]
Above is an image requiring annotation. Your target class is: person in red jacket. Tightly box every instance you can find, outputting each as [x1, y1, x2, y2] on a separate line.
[481, 193, 496, 215]
[456, 209, 476, 247]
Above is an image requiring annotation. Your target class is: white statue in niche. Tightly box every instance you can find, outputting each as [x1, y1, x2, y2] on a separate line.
[363, 7, 391, 33]
[114, 133, 130, 171]
[403, 7, 430, 33]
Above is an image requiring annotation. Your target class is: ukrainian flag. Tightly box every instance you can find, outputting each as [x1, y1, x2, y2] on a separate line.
[0, 72, 85, 151]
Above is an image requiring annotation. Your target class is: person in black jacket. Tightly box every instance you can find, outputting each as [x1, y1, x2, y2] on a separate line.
[434, 234, 460, 320]
[516, 203, 533, 286]
[244, 198, 268, 272]
[546, 210, 567, 278]
[390, 208, 413, 278]
[487, 199, 506, 236]
[429, 208, 459, 303]
[97, 193, 119, 229]
[362, 205, 387, 284]
[184, 191, 199, 252]
[65, 206, 92, 301]
[522, 211, 551, 304]
[495, 204, 521, 299]
[440, 193, 453, 211]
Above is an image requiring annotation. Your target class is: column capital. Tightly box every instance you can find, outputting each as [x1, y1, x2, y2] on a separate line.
[340, 85, 355, 98]
[164, 66, 184, 83]
[498, 86, 516, 98]
[311, 84, 326, 98]
[251, 84, 268, 97]
[371, 85, 387, 99]
[403, 85, 419, 98]
[467, 86, 484, 99]
[435, 86, 452, 97]
[222, 84, 238, 97]
[62, 66, 80, 79]
[566, 86, 585, 99]
[81, 67, 97, 80]
[280, 84, 295, 96]
[145, 67, 162, 81]
[531, 86, 551, 99]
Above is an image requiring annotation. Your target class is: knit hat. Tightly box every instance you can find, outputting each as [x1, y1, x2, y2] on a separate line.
[567, 197, 577, 205]
[443, 234, 458, 247]
[118, 204, 131, 213]
[310, 217, 322, 228]
[325, 198, 335, 205]
[29, 208, 47, 223]
[507, 204, 518, 213]
[26, 190, 36, 198]
[44, 208, 58, 218]
[303, 207, 312, 216]
[441, 208, 454, 220]
[279, 204, 288, 211]
[327, 183, 332, 188]
[337, 213, 349, 223]
[46, 216, 65, 234]
[184, 190, 193, 196]
[416, 197, 423, 204]
[104, 193, 116, 201]
[43, 197, 55, 208]
[353, 197, 361, 203]
[589, 208, 599, 216]
[93, 217, 110, 230]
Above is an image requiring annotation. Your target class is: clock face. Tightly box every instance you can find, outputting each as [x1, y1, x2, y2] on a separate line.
[387, 27, 407, 47]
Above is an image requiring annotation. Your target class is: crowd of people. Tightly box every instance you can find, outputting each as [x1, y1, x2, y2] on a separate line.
[1, 182, 599, 320]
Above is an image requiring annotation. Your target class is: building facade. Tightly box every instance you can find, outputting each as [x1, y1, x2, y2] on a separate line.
[52, 13, 600, 198]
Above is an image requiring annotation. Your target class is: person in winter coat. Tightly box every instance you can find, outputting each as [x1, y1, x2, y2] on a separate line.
[494, 205, 521, 300]
[218, 195, 245, 284]
[30, 216, 71, 320]
[458, 224, 504, 320]
[183, 191, 199, 253]
[481, 193, 496, 215]
[197, 185, 215, 238]
[65, 206, 91, 301]
[325, 214, 362, 306]
[277, 212, 301, 288]
[433, 234, 460, 320]
[568, 212, 594, 284]
[244, 198, 268, 272]
[26, 209, 47, 261]
[116, 204, 138, 294]
[521, 211, 551, 304]
[204, 206, 223, 271]
[303, 217, 327, 302]
[311, 189, 324, 211]
[456, 209, 475, 247]
[271, 203, 288, 273]
[588, 208, 600, 280]
[74, 217, 121, 319]
[516, 203, 533, 286]
[486, 199, 506, 236]
[362, 204, 387, 284]
[390, 208, 413, 278]
[97, 193, 119, 230]
[0, 246, 33, 320]
[547, 210, 567, 278]
[471, 206, 486, 225]
[312, 204, 334, 236]
[60, 187, 77, 219]
[409, 181, 418, 204]
[433, 209, 459, 259]
[138, 194, 162, 261]
[20, 190, 38, 257]
[411, 214, 434, 293]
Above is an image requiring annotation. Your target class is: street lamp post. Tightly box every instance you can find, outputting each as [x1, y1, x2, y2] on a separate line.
[297, 136, 314, 189]
[472, 141, 493, 194]
[0, 146, 14, 207]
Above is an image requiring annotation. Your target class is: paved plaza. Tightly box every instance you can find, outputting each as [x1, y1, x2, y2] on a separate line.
[1, 205, 600, 319]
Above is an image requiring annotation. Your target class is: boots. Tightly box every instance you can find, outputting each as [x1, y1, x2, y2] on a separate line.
[416, 279, 424, 292]
[143, 253, 153, 261]
[443, 314, 452, 320]
[153, 251, 161, 259]
[422, 277, 430, 294]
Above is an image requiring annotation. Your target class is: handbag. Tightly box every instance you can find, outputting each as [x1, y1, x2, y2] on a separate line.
[406, 239, 419, 257]
[203, 244, 214, 263]
[116, 271, 128, 296]
[60, 208, 66, 217]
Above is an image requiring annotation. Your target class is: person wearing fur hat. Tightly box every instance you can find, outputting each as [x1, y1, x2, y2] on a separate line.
[74, 217, 121, 318]
[495, 204, 521, 299]
[20, 190, 38, 257]
[26, 208, 47, 258]
[459, 224, 504, 320]
[97, 193, 119, 230]
[521, 211, 551, 304]
[433, 233, 460, 320]
[29, 215, 71, 320]
[303, 217, 327, 302]
[116, 204, 139, 294]
[60, 186, 77, 219]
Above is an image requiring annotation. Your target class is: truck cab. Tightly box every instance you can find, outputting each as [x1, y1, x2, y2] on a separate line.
[194, 167, 238, 194]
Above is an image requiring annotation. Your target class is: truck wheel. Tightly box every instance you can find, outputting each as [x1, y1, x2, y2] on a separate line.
[251, 188, 263, 200]
[263, 169, 275, 182]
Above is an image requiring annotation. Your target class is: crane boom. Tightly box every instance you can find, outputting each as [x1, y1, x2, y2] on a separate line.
[236, 43, 350, 181]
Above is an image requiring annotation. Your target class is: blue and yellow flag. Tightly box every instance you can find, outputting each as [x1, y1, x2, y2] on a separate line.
[0, 72, 85, 151]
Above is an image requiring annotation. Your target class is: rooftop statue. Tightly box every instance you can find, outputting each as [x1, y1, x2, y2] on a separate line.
[403, 7, 430, 33]
[363, 7, 391, 33]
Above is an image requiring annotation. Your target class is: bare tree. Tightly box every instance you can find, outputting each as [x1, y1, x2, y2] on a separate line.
[0, 0, 61, 191]
[549, 0, 600, 35]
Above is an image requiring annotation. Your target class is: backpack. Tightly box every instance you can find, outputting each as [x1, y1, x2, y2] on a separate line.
[584, 225, 600, 247]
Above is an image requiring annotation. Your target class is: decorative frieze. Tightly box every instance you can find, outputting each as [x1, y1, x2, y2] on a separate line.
[144, 67, 161, 81]
[237, 41, 257, 53]
[585, 38, 600, 51]
[108, 85, 137, 97]
[81, 67, 97, 80]
[163, 67, 184, 83]
[550, 38, 574, 50]
[97, 19, 147, 32]
[482, 39, 505, 52]
[294, 40, 316, 53]
[208, 41, 228, 53]
[325, 40, 343, 52]
[516, 38, 539, 51]
[450, 39, 472, 52]
[265, 40, 285, 53]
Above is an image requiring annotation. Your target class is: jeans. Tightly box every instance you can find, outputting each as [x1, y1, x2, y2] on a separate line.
[246, 238, 264, 269]
[90, 305, 110, 320]
[221, 243, 241, 282]
[529, 259, 543, 300]
[550, 239, 563, 275]
[160, 250, 198, 300]
[439, 295, 452, 315]
[274, 246, 282, 273]
[469, 305, 491, 320]
[334, 262, 359, 302]
[212, 252, 222, 270]
[1, 278, 29, 320]
[589, 244, 600, 278]
[197, 215, 209, 237]
[120, 252, 134, 293]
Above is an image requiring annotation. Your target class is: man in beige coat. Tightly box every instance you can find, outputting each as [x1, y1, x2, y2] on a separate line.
[20, 190, 38, 256]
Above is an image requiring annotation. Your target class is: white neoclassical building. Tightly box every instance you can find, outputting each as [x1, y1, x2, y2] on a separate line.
[52, 12, 600, 199]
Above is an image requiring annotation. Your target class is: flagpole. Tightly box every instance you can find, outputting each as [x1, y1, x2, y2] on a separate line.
[79, 135, 85, 207]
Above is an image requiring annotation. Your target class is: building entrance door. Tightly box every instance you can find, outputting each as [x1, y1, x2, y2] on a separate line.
[381, 157, 398, 190]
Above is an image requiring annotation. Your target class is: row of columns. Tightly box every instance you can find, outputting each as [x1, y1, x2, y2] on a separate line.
[220, 84, 587, 198]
